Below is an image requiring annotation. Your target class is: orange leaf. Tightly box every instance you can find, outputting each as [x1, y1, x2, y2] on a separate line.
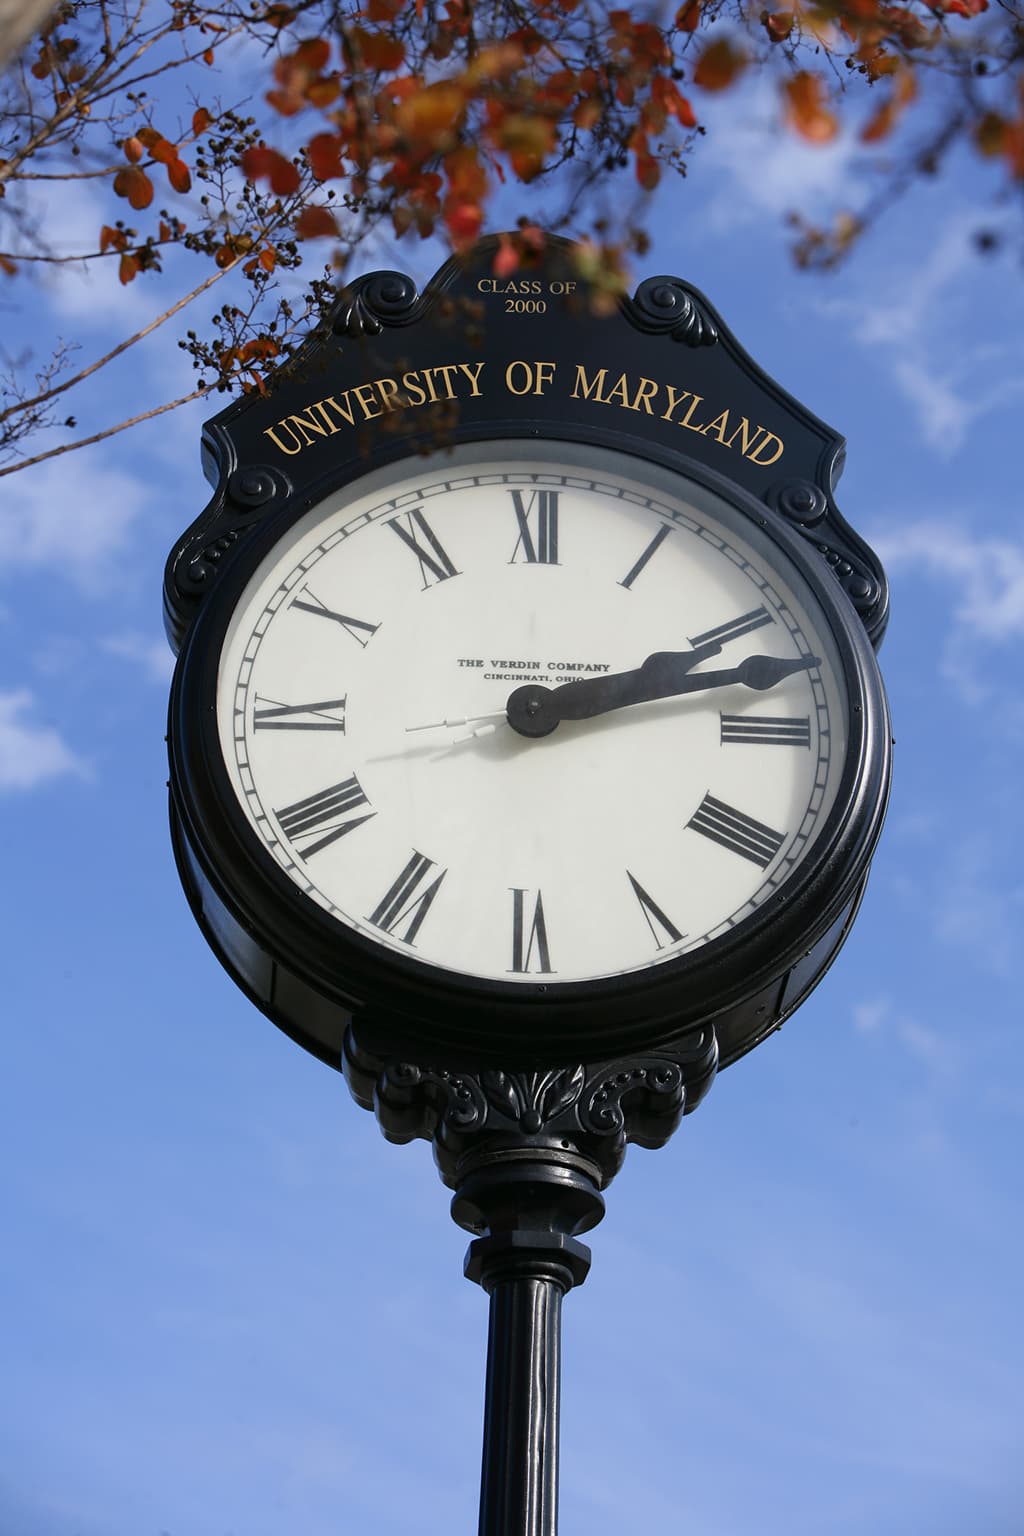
[693, 37, 747, 91]
[135, 127, 162, 150]
[784, 72, 838, 143]
[99, 224, 124, 253]
[203, 48, 215, 65]
[118, 252, 140, 284]
[652, 75, 697, 128]
[295, 205, 339, 237]
[493, 238, 519, 278]
[113, 166, 155, 210]
[0, 254, 17, 275]
[259, 246, 277, 272]
[350, 27, 405, 71]
[151, 137, 178, 166]
[675, 0, 701, 31]
[364, 0, 404, 17]
[123, 136, 143, 164]
[167, 158, 192, 193]
[192, 107, 213, 137]
[763, 10, 794, 42]
[308, 132, 345, 181]
[445, 201, 483, 246]
[241, 146, 301, 195]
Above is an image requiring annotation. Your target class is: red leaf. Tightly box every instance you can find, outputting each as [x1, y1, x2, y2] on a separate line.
[763, 10, 794, 42]
[294, 205, 339, 237]
[675, 0, 701, 31]
[113, 167, 155, 210]
[445, 200, 483, 246]
[308, 133, 345, 181]
[0, 255, 17, 276]
[118, 252, 140, 284]
[784, 73, 838, 143]
[192, 107, 213, 137]
[167, 158, 192, 193]
[493, 238, 519, 278]
[150, 137, 178, 166]
[241, 146, 301, 195]
[123, 136, 144, 164]
[693, 37, 747, 91]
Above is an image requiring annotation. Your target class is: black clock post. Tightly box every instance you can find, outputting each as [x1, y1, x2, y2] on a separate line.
[345, 1027, 718, 1534]
[164, 235, 891, 1536]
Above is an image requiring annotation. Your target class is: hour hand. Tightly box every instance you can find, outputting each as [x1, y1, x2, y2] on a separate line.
[506, 651, 819, 737]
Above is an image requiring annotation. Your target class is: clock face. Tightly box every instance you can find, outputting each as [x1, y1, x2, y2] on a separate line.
[215, 440, 849, 989]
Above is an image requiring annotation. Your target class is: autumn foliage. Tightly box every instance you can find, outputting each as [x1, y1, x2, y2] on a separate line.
[1, 0, 1023, 471]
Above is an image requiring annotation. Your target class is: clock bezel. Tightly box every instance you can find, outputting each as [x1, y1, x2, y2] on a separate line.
[168, 426, 890, 1066]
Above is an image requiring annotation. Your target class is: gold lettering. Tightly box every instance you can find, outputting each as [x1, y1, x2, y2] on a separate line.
[375, 377, 402, 413]
[288, 410, 329, 446]
[352, 383, 383, 420]
[263, 421, 304, 456]
[322, 393, 356, 427]
[724, 417, 764, 456]
[677, 393, 707, 433]
[700, 409, 731, 444]
[309, 399, 340, 436]
[422, 368, 441, 403]
[631, 377, 659, 414]
[571, 364, 608, 402]
[402, 371, 428, 407]
[661, 384, 691, 423]
[747, 431, 784, 466]
[458, 361, 486, 396]
[603, 372, 632, 409]
[432, 363, 459, 398]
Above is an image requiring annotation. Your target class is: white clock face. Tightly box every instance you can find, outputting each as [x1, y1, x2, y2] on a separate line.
[217, 441, 849, 986]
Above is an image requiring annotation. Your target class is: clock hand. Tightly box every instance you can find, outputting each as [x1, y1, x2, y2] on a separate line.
[506, 652, 821, 738]
[405, 639, 725, 738]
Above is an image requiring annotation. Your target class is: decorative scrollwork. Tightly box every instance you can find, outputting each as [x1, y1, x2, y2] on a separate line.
[343, 1024, 718, 1189]
[334, 271, 420, 337]
[629, 276, 719, 347]
[771, 478, 829, 528]
[480, 1067, 587, 1134]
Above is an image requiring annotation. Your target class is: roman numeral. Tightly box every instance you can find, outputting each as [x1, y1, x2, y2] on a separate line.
[509, 489, 560, 564]
[720, 713, 811, 747]
[385, 508, 460, 588]
[254, 695, 347, 732]
[686, 793, 785, 869]
[290, 587, 380, 647]
[275, 775, 374, 859]
[626, 872, 683, 949]
[688, 606, 773, 649]
[368, 851, 446, 944]
[619, 524, 672, 589]
[509, 888, 553, 973]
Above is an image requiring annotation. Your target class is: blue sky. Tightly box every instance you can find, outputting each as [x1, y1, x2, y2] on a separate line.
[2, 56, 1024, 1536]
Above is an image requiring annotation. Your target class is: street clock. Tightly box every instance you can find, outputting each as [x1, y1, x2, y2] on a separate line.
[165, 235, 890, 1071]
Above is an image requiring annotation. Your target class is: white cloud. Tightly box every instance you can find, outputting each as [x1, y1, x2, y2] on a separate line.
[697, 79, 861, 229]
[874, 521, 1024, 644]
[0, 454, 145, 589]
[871, 519, 1024, 702]
[820, 211, 1024, 454]
[851, 994, 955, 1072]
[0, 688, 88, 790]
[101, 631, 175, 685]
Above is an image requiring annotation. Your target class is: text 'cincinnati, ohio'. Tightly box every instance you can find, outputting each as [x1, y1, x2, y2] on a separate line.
[261, 360, 786, 469]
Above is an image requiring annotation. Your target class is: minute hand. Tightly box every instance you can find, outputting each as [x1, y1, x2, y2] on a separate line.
[506, 652, 819, 737]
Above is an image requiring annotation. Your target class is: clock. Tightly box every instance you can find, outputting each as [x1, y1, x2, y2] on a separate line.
[168, 434, 890, 1068]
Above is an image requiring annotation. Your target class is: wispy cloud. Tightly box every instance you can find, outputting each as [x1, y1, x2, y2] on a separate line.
[697, 79, 860, 229]
[0, 454, 145, 590]
[0, 688, 88, 790]
[101, 631, 175, 685]
[871, 519, 1024, 701]
[852, 994, 956, 1073]
[819, 211, 1024, 453]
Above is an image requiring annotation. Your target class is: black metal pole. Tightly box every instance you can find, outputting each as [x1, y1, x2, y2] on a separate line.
[456, 1149, 604, 1536]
